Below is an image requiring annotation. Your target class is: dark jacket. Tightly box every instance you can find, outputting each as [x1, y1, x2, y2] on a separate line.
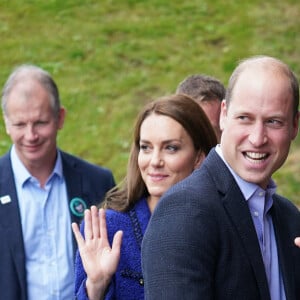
[0, 150, 115, 300]
[142, 148, 300, 300]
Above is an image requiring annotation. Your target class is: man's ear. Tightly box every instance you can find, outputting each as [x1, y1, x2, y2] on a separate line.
[291, 111, 299, 140]
[57, 107, 66, 130]
[219, 100, 227, 131]
[4, 115, 10, 135]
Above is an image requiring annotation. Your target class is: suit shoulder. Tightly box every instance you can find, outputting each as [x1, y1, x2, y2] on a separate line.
[60, 150, 114, 176]
[0, 152, 11, 164]
[273, 193, 300, 214]
[165, 165, 216, 198]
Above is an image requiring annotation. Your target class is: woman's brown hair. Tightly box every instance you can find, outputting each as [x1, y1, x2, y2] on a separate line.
[102, 94, 217, 212]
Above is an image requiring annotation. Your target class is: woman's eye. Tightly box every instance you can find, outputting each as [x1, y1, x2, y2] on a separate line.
[166, 145, 179, 152]
[140, 144, 150, 151]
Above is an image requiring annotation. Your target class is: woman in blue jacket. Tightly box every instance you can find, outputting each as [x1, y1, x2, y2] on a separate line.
[72, 94, 217, 299]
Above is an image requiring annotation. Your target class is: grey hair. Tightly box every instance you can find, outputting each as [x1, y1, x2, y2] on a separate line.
[1, 64, 61, 118]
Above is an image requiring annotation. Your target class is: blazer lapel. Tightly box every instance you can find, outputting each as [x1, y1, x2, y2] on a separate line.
[206, 150, 271, 300]
[60, 151, 87, 256]
[0, 153, 27, 293]
[271, 198, 296, 300]
[60, 151, 84, 225]
[222, 187, 271, 300]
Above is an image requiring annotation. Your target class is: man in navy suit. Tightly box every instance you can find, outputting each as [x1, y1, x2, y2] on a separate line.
[0, 65, 115, 300]
[142, 56, 300, 300]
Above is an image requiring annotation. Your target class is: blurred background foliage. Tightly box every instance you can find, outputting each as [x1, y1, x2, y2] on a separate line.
[0, 0, 299, 205]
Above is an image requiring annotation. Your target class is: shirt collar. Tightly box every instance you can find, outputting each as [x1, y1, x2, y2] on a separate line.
[215, 145, 277, 201]
[10, 145, 63, 187]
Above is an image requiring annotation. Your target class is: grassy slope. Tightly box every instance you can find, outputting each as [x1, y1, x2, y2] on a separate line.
[0, 0, 299, 204]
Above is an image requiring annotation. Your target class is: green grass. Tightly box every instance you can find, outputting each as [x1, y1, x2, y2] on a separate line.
[0, 0, 300, 205]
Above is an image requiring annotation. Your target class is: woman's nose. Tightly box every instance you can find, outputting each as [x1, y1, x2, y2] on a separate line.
[150, 151, 163, 167]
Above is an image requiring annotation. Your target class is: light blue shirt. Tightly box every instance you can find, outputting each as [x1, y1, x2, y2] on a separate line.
[216, 145, 286, 300]
[11, 145, 74, 300]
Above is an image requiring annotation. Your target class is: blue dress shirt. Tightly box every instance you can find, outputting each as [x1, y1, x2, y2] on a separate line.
[11, 145, 74, 300]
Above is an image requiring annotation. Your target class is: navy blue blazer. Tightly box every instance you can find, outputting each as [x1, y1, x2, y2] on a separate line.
[0, 150, 115, 300]
[142, 148, 300, 300]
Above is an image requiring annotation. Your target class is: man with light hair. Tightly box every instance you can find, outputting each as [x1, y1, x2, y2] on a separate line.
[0, 64, 115, 300]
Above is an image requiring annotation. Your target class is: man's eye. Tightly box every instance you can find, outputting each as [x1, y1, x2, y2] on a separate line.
[268, 119, 278, 124]
[36, 121, 47, 126]
[13, 123, 25, 128]
[267, 119, 282, 126]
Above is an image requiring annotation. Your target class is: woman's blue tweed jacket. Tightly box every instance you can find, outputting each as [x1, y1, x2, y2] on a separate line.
[75, 197, 151, 300]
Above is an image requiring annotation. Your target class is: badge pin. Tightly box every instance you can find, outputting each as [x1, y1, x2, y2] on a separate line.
[0, 195, 11, 205]
[70, 197, 87, 217]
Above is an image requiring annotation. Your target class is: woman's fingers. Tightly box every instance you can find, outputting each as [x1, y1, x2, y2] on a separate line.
[112, 230, 123, 253]
[91, 205, 100, 239]
[84, 209, 93, 240]
[99, 208, 109, 242]
[72, 222, 85, 249]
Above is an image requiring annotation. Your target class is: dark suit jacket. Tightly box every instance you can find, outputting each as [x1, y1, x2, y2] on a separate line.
[0, 150, 115, 300]
[142, 148, 300, 300]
